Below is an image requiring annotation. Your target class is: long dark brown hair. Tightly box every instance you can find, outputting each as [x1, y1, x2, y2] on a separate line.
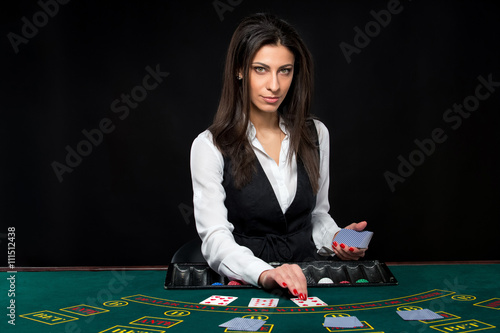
[209, 13, 320, 193]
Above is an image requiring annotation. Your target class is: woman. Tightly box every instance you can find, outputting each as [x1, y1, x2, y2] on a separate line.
[190, 13, 367, 300]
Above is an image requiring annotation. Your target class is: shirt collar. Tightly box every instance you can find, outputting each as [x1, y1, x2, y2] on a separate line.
[247, 116, 288, 141]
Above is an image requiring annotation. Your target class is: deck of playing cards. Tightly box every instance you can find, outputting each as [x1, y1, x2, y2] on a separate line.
[199, 295, 237, 306]
[334, 229, 373, 249]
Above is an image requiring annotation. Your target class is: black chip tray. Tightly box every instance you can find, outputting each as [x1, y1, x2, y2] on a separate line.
[164, 260, 398, 289]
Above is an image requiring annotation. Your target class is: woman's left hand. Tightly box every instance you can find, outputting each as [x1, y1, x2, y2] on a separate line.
[331, 221, 368, 260]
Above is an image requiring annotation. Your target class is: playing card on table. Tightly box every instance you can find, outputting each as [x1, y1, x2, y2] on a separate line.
[199, 295, 237, 306]
[396, 309, 443, 321]
[324, 316, 363, 328]
[248, 298, 279, 307]
[334, 229, 373, 248]
[291, 296, 327, 307]
[219, 317, 266, 331]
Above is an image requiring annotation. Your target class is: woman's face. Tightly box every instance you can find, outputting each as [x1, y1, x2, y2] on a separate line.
[246, 43, 295, 116]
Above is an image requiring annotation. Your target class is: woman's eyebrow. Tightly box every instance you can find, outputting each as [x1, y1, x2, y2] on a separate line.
[252, 62, 294, 69]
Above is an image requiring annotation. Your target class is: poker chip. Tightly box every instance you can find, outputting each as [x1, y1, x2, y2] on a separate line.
[356, 279, 369, 283]
[211, 282, 223, 286]
[228, 280, 242, 286]
[340, 280, 350, 284]
[318, 277, 334, 284]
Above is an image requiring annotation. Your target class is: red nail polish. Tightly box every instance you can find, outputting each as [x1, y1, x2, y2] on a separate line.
[333, 241, 338, 247]
[349, 247, 354, 252]
[293, 289, 298, 295]
[282, 282, 287, 287]
[299, 293, 305, 300]
[340, 243, 346, 249]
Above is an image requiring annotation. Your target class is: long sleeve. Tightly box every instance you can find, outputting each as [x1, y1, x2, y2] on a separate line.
[190, 130, 273, 286]
[311, 120, 341, 250]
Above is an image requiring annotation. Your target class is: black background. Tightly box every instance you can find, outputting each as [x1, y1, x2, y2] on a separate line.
[1, 0, 499, 267]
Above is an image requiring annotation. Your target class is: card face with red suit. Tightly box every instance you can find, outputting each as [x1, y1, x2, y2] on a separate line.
[290, 296, 327, 307]
[199, 295, 237, 306]
[248, 298, 279, 307]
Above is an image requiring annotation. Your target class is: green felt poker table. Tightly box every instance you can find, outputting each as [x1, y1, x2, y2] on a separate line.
[2, 262, 499, 333]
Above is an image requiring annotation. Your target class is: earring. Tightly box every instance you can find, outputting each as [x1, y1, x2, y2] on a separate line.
[237, 75, 242, 80]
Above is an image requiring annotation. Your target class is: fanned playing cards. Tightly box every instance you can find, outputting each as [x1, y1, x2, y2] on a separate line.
[324, 316, 363, 328]
[219, 317, 266, 331]
[396, 309, 443, 321]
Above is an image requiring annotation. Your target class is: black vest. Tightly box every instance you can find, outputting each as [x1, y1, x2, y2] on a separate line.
[222, 130, 319, 263]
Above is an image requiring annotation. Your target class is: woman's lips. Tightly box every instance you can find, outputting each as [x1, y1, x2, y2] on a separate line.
[262, 96, 280, 103]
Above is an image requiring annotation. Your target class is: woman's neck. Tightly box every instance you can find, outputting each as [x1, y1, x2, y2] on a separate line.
[249, 108, 280, 131]
[249, 108, 284, 165]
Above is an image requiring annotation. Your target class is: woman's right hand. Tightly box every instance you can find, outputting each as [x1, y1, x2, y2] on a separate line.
[258, 264, 308, 300]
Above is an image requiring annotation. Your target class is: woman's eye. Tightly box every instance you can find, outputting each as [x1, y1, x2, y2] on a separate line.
[254, 67, 266, 73]
[280, 68, 291, 75]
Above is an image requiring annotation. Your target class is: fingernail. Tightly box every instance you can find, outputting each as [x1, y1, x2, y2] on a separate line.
[333, 241, 338, 247]
[349, 247, 354, 252]
[282, 282, 287, 287]
[299, 293, 305, 300]
[340, 243, 346, 249]
[293, 289, 298, 295]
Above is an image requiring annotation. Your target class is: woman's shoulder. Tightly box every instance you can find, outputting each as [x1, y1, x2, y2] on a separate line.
[191, 129, 224, 163]
[192, 129, 221, 150]
[193, 129, 213, 144]
[311, 118, 330, 141]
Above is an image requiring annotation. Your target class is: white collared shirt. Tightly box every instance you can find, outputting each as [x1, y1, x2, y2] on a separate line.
[247, 118, 296, 213]
[190, 119, 340, 286]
